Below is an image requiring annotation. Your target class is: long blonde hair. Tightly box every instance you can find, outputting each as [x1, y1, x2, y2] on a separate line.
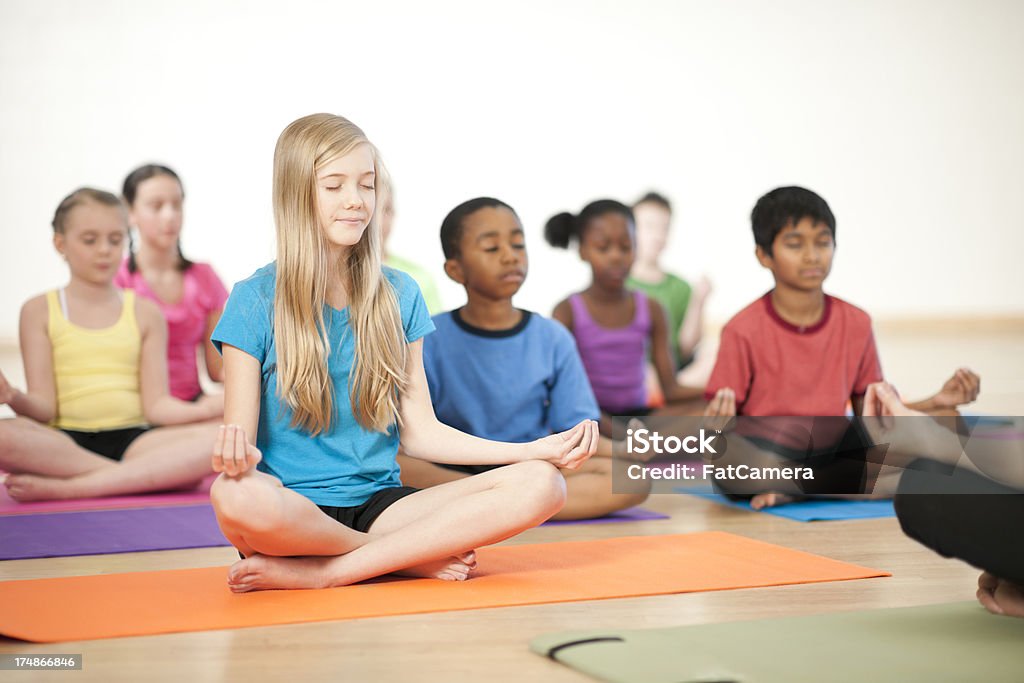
[272, 113, 407, 435]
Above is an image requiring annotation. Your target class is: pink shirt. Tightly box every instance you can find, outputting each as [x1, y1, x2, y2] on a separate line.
[115, 259, 228, 400]
[706, 292, 883, 417]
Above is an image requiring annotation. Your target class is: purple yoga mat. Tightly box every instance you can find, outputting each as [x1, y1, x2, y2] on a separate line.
[0, 504, 230, 560]
[542, 506, 669, 526]
[0, 476, 214, 516]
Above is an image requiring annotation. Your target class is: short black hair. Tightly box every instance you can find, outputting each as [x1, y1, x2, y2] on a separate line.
[634, 191, 671, 213]
[544, 199, 634, 249]
[440, 197, 517, 260]
[751, 186, 835, 254]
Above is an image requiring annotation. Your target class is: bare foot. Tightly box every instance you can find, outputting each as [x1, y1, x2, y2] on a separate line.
[227, 554, 333, 593]
[977, 572, 1024, 617]
[226, 551, 479, 593]
[5, 474, 76, 501]
[395, 551, 478, 581]
[750, 492, 797, 510]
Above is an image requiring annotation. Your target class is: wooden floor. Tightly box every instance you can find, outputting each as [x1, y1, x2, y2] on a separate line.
[0, 324, 1021, 682]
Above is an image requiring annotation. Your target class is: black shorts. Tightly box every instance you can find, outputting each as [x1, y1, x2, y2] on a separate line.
[317, 486, 420, 533]
[61, 427, 150, 462]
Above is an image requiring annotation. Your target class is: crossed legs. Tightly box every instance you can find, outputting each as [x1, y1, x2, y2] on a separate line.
[211, 460, 566, 592]
[0, 417, 217, 500]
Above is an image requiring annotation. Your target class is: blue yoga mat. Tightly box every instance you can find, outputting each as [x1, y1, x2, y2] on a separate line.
[0, 504, 230, 559]
[684, 491, 895, 521]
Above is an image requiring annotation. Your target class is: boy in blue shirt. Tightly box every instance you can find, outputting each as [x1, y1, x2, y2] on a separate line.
[397, 197, 650, 519]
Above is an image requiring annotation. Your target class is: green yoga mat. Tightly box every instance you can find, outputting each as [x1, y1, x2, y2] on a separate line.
[531, 602, 1024, 683]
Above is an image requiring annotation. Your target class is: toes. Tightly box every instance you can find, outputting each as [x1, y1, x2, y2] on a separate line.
[978, 587, 1003, 615]
[227, 559, 256, 584]
[978, 571, 1000, 591]
[438, 568, 469, 582]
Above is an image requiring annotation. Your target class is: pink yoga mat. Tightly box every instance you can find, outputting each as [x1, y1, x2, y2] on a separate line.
[0, 474, 215, 516]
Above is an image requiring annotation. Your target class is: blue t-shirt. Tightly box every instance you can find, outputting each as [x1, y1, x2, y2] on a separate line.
[211, 263, 435, 506]
[423, 309, 599, 470]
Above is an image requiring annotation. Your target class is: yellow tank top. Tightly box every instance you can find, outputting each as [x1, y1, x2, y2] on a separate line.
[47, 289, 146, 431]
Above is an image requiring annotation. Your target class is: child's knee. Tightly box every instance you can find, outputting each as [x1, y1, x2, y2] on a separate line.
[211, 473, 284, 531]
[0, 420, 11, 452]
[509, 460, 567, 512]
[0, 418, 29, 453]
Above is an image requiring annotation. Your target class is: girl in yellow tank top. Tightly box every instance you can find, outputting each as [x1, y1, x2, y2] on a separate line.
[47, 287, 145, 431]
[0, 188, 225, 502]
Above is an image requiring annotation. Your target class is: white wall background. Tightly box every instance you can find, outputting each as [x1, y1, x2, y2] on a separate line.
[1, 0, 1022, 342]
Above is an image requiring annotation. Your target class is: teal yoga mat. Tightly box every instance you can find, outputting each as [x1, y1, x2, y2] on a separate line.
[531, 602, 1024, 683]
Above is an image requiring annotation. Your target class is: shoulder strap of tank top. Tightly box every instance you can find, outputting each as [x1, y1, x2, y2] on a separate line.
[633, 290, 651, 331]
[119, 289, 135, 327]
[45, 290, 64, 330]
[568, 293, 591, 328]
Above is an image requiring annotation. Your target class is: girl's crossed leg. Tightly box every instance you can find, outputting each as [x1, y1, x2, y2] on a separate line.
[211, 460, 566, 592]
[1, 419, 218, 500]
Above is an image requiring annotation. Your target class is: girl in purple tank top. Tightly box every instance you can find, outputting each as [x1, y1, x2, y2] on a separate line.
[547, 200, 704, 431]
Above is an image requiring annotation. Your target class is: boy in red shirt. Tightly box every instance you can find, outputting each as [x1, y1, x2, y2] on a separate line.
[705, 186, 979, 507]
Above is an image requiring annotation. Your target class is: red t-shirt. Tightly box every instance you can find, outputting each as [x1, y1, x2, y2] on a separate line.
[705, 292, 883, 417]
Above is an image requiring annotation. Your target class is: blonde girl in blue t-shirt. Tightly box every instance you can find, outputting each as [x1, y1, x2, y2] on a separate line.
[209, 114, 598, 592]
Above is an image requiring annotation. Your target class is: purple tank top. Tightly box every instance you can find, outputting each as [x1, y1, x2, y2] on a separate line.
[569, 291, 650, 414]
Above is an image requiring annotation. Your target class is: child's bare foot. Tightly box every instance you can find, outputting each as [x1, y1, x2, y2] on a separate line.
[226, 551, 479, 593]
[750, 492, 797, 510]
[5, 473, 75, 501]
[395, 551, 477, 581]
[977, 572, 1024, 618]
[227, 554, 333, 593]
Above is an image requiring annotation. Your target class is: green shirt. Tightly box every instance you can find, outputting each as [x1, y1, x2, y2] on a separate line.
[386, 254, 444, 314]
[627, 272, 692, 365]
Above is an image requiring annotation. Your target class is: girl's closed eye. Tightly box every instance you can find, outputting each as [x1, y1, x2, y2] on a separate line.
[361, 184, 375, 190]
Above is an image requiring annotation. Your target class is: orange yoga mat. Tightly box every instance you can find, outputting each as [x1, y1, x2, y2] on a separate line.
[0, 531, 888, 642]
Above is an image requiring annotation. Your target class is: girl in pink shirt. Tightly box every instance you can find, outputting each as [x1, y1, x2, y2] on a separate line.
[115, 165, 228, 401]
